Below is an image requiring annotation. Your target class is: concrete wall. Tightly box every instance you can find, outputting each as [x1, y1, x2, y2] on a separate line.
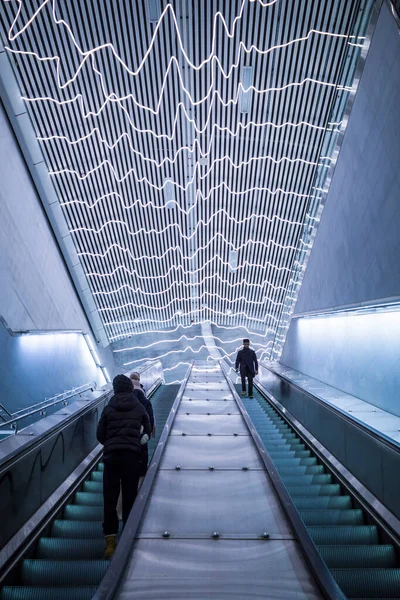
[0, 101, 91, 332]
[292, 2, 400, 315]
[0, 101, 116, 409]
[281, 3, 400, 413]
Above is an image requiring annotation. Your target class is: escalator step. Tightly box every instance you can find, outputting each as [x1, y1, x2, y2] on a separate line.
[293, 496, 352, 510]
[64, 505, 103, 521]
[269, 450, 311, 459]
[281, 474, 332, 485]
[74, 492, 103, 506]
[277, 465, 325, 475]
[21, 560, 108, 586]
[271, 457, 301, 466]
[299, 509, 364, 526]
[332, 568, 400, 598]
[37, 538, 105, 560]
[97, 463, 104, 471]
[318, 545, 396, 568]
[309, 525, 378, 545]
[51, 520, 103, 538]
[286, 484, 341, 496]
[0, 587, 98, 600]
[82, 481, 103, 493]
[90, 471, 103, 482]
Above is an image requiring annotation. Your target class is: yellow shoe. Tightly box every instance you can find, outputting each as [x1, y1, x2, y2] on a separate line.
[104, 534, 117, 559]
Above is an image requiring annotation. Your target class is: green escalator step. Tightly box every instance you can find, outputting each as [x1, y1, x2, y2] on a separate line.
[293, 496, 352, 510]
[277, 465, 324, 476]
[299, 509, 364, 526]
[308, 525, 378, 545]
[90, 471, 103, 482]
[318, 545, 396, 568]
[37, 538, 105, 560]
[82, 481, 103, 493]
[0, 587, 98, 600]
[281, 474, 332, 486]
[74, 492, 103, 506]
[51, 520, 104, 538]
[21, 560, 108, 586]
[64, 505, 103, 521]
[332, 568, 400, 598]
[97, 463, 104, 471]
[269, 450, 311, 459]
[286, 484, 341, 496]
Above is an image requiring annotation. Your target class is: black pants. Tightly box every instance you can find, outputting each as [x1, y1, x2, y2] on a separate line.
[241, 368, 254, 396]
[102, 450, 141, 536]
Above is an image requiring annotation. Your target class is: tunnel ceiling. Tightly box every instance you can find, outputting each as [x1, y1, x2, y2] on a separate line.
[0, 0, 372, 356]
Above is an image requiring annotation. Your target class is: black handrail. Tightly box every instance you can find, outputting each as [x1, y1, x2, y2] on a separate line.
[92, 364, 193, 600]
[221, 363, 347, 600]
[262, 362, 400, 454]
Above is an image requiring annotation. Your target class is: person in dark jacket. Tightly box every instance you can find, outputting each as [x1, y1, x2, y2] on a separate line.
[97, 374, 151, 559]
[235, 339, 258, 398]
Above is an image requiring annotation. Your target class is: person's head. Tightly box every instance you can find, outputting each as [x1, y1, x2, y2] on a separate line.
[130, 371, 140, 382]
[113, 374, 133, 394]
[243, 338, 250, 348]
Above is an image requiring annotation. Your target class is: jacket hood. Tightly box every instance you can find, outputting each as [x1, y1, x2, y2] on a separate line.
[109, 391, 140, 412]
[112, 374, 133, 394]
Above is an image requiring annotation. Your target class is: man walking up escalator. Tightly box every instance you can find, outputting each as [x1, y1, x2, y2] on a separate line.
[235, 338, 258, 399]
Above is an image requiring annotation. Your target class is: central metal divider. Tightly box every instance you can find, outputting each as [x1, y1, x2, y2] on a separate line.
[112, 361, 324, 599]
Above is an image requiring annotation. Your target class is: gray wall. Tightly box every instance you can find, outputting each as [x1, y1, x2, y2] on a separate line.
[0, 101, 116, 409]
[281, 3, 400, 412]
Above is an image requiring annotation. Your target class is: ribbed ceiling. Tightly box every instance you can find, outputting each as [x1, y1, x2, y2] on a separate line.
[0, 0, 372, 356]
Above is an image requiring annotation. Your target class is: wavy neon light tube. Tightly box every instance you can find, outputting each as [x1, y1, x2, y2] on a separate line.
[105, 307, 280, 328]
[77, 234, 300, 263]
[114, 334, 270, 353]
[98, 291, 286, 313]
[6, 0, 363, 101]
[109, 321, 270, 342]
[91, 273, 298, 298]
[69, 209, 303, 239]
[51, 151, 326, 186]
[87, 256, 297, 282]
[122, 341, 272, 366]
[39, 121, 341, 168]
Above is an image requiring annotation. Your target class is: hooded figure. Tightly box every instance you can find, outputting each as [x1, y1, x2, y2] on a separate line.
[235, 339, 258, 398]
[97, 374, 151, 559]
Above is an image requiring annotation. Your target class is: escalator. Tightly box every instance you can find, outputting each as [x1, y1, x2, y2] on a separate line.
[0, 384, 180, 600]
[237, 385, 400, 599]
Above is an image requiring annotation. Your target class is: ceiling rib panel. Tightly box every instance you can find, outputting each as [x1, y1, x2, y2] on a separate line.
[0, 0, 374, 355]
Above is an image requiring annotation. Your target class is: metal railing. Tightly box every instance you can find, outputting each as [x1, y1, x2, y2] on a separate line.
[0, 381, 97, 436]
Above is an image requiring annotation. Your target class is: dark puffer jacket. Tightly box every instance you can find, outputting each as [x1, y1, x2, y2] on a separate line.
[96, 375, 151, 456]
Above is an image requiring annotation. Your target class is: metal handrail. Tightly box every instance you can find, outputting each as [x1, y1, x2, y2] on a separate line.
[262, 362, 400, 454]
[0, 381, 97, 435]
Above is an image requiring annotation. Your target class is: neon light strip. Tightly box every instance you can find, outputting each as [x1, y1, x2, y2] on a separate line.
[114, 334, 270, 353]
[109, 321, 271, 342]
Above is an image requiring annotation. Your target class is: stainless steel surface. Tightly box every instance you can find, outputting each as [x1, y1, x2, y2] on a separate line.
[182, 390, 234, 401]
[171, 414, 248, 435]
[179, 400, 239, 414]
[161, 436, 263, 469]
[118, 539, 321, 599]
[185, 382, 231, 391]
[113, 362, 323, 599]
[140, 470, 292, 535]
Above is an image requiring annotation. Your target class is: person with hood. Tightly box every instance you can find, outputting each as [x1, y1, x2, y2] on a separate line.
[235, 338, 258, 398]
[97, 374, 151, 559]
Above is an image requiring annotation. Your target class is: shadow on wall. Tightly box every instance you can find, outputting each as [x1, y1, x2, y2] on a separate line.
[0, 320, 105, 412]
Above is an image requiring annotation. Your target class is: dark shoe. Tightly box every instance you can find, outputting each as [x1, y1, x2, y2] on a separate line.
[104, 534, 117, 559]
[249, 395, 254, 399]
[241, 391, 246, 396]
